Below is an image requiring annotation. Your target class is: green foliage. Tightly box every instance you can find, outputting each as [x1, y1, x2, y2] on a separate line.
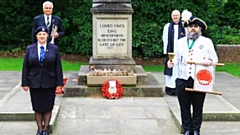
[219, 0, 240, 29]
[56, 0, 93, 55]
[132, 22, 162, 58]
[0, 0, 239, 58]
[131, 0, 224, 58]
[0, 1, 30, 50]
[208, 25, 240, 44]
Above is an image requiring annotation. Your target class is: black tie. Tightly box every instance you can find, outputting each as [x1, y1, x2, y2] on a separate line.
[47, 17, 50, 28]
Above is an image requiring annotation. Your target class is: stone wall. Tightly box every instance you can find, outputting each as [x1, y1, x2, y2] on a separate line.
[216, 45, 240, 63]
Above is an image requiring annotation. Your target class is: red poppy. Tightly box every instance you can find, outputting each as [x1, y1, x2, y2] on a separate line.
[56, 78, 68, 95]
[102, 79, 124, 99]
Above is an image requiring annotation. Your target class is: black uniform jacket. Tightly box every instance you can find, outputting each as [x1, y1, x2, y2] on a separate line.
[21, 43, 63, 88]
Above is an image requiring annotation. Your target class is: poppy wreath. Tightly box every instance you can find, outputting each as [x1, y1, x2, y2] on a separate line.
[56, 78, 68, 95]
[101, 79, 124, 99]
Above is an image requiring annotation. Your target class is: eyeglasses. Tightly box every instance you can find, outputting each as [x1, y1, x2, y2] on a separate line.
[188, 25, 199, 28]
[45, 7, 52, 9]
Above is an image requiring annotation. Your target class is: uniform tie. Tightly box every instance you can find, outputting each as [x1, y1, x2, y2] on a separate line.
[46, 17, 50, 28]
[40, 46, 45, 65]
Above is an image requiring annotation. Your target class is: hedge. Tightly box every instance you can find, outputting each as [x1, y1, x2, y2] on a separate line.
[0, 0, 239, 58]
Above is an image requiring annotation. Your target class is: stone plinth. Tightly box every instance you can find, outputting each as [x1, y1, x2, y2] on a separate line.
[89, 57, 136, 70]
[87, 74, 137, 86]
[64, 65, 162, 97]
[92, 0, 133, 14]
[91, 14, 133, 60]
[91, 1, 133, 60]
[78, 65, 148, 86]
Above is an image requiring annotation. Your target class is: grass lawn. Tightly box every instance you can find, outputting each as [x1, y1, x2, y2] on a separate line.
[216, 63, 240, 78]
[0, 58, 239, 78]
[0, 58, 88, 71]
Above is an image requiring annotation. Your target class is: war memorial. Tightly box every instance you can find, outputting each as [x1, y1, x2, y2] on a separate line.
[64, 0, 162, 98]
[0, 0, 240, 134]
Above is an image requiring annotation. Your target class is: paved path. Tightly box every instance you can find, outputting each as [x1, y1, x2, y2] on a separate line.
[0, 71, 240, 135]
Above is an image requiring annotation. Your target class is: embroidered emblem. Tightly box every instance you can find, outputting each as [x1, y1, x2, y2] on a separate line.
[196, 69, 212, 86]
[199, 45, 204, 49]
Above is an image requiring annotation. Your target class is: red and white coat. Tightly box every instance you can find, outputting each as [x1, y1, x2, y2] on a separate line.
[173, 36, 218, 80]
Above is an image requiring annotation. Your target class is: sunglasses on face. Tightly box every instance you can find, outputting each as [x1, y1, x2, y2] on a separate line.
[188, 24, 199, 28]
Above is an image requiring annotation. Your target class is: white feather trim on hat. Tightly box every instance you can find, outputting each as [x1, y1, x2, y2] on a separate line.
[181, 10, 192, 21]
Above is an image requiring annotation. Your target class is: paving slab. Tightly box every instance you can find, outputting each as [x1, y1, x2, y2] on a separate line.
[54, 97, 180, 135]
[152, 72, 240, 134]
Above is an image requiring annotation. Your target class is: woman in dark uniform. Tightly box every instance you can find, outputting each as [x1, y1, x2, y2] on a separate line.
[21, 26, 63, 135]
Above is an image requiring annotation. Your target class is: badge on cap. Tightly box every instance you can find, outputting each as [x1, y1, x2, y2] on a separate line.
[42, 28, 45, 31]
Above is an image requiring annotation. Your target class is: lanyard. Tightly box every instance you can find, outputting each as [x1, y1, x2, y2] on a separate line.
[187, 39, 195, 50]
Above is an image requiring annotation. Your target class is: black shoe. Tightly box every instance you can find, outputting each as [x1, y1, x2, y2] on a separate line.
[165, 87, 176, 96]
[42, 130, 49, 135]
[165, 87, 170, 92]
[36, 130, 42, 135]
[171, 88, 176, 94]
[166, 92, 176, 96]
[166, 91, 176, 96]
[193, 130, 200, 135]
[184, 130, 191, 135]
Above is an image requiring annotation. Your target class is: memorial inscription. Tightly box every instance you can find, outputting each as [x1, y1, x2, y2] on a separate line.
[97, 19, 128, 54]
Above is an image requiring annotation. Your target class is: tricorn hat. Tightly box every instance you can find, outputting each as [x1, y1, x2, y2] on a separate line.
[34, 26, 49, 35]
[183, 16, 207, 30]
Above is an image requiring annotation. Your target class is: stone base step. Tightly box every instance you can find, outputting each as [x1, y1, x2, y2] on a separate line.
[64, 72, 163, 97]
[164, 95, 240, 133]
[78, 65, 149, 85]
[0, 105, 59, 133]
[0, 87, 62, 134]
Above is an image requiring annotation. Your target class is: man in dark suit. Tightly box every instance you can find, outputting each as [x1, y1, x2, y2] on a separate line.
[31, 1, 64, 46]
[22, 26, 63, 135]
